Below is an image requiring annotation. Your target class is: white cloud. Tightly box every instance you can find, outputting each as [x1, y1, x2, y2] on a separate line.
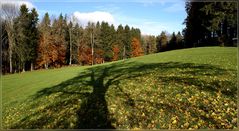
[73, 11, 115, 27]
[0, 0, 35, 9]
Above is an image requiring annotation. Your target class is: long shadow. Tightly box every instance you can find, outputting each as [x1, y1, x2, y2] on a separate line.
[76, 67, 114, 128]
[9, 61, 237, 129]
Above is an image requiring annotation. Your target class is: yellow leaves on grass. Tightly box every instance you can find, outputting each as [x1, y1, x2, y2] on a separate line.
[171, 116, 178, 125]
[231, 118, 237, 124]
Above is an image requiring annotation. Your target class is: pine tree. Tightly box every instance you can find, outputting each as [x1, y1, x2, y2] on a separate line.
[14, 4, 29, 72]
[28, 8, 39, 71]
[100, 22, 113, 61]
[123, 25, 132, 59]
[143, 35, 157, 54]
[169, 32, 177, 50]
[156, 31, 168, 52]
[116, 24, 124, 60]
[183, 2, 237, 47]
[176, 31, 183, 49]
[201, 2, 237, 46]
[71, 23, 82, 64]
[95, 22, 104, 64]
[183, 2, 208, 47]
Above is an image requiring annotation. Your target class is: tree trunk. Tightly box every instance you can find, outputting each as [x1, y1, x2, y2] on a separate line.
[22, 63, 25, 73]
[7, 31, 14, 73]
[69, 28, 72, 65]
[9, 49, 12, 73]
[77, 45, 80, 64]
[123, 45, 126, 59]
[30, 62, 34, 71]
[44, 63, 48, 69]
[91, 32, 94, 66]
[18, 62, 20, 73]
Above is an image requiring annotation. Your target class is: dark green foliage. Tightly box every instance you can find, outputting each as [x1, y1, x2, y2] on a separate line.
[144, 35, 157, 54]
[131, 27, 141, 40]
[14, 4, 29, 67]
[14, 4, 39, 71]
[72, 23, 83, 64]
[116, 24, 125, 59]
[176, 31, 183, 49]
[156, 31, 168, 52]
[183, 2, 208, 47]
[168, 32, 177, 50]
[2, 21, 10, 74]
[28, 8, 39, 68]
[65, 21, 73, 64]
[183, 2, 237, 47]
[123, 25, 132, 59]
[99, 22, 116, 61]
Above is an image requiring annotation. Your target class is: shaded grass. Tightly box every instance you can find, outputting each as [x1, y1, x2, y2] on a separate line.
[2, 47, 237, 129]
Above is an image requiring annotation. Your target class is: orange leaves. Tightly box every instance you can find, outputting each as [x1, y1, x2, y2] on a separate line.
[78, 45, 92, 65]
[131, 37, 144, 57]
[112, 44, 120, 61]
[36, 35, 50, 68]
[78, 45, 105, 65]
[94, 49, 104, 64]
[36, 33, 66, 69]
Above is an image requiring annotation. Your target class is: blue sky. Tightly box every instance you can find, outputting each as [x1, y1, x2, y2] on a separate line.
[4, 0, 187, 36]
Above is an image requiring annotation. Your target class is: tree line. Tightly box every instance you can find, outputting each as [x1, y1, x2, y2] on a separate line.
[1, 4, 146, 74]
[1, 2, 237, 74]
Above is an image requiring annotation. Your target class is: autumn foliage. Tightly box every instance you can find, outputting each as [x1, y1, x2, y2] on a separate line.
[37, 34, 66, 68]
[112, 44, 120, 61]
[131, 37, 144, 57]
[78, 45, 92, 65]
[36, 35, 50, 69]
[94, 49, 104, 64]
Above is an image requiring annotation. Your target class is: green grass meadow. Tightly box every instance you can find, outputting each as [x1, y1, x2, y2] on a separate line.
[2, 47, 238, 129]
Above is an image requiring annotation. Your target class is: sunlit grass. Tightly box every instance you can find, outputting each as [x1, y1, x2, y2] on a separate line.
[2, 47, 237, 129]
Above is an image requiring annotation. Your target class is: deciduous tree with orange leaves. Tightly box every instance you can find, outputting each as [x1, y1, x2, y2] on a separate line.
[131, 37, 144, 57]
[36, 12, 51, 69]
[78, 45, 92, 65]
[112, 44, 120, 61]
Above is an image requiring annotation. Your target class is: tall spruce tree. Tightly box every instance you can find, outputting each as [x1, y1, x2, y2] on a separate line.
[123, 25, 132, 59]
[183, 2, 208, 47]
[183, 2, 237, 47]
[28, 8, 39, 71]
[14, 4, 29, 72]
[156, 31, 168, 52]
[169, 32, 177, 50]
[176, 31, 183, 49]
[116, 24, 124, 60]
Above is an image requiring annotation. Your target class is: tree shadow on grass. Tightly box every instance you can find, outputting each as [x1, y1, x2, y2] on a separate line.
[9, 61, 237, 129]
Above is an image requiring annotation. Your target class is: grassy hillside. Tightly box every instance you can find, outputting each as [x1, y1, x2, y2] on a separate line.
[2, 47, 237, 129]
